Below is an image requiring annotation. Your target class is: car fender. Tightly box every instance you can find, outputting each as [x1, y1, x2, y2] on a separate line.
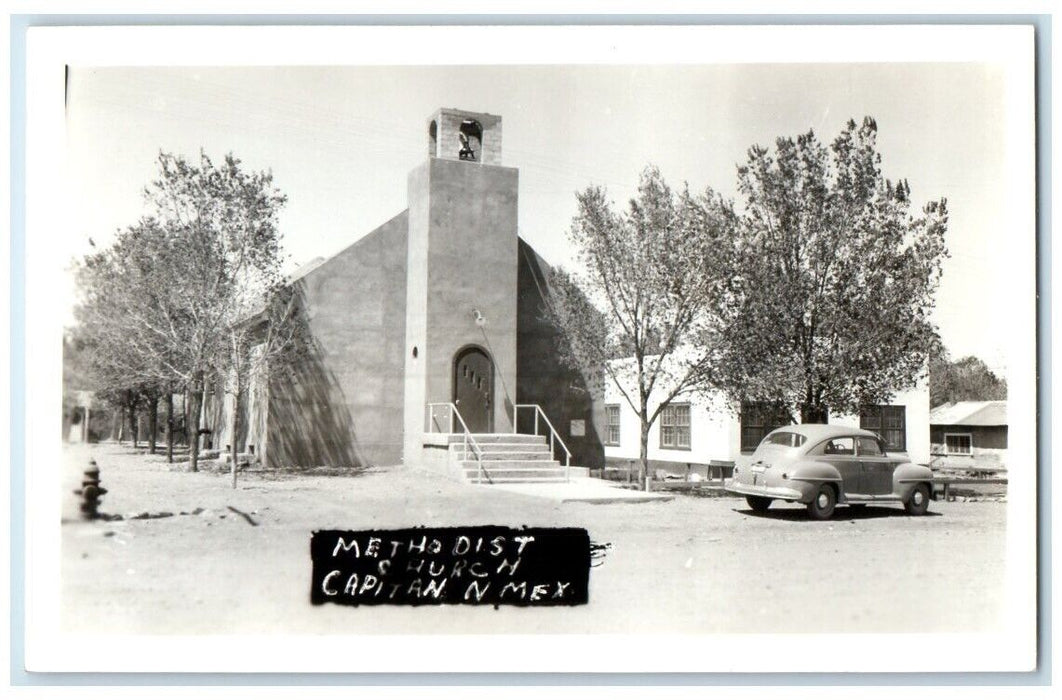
[893, 462, 934, 499]
[786, 461, 843, 499]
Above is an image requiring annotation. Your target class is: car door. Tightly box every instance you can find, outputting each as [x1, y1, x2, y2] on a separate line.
[857, 436, 894, 495]
[814, 436, 863, 496]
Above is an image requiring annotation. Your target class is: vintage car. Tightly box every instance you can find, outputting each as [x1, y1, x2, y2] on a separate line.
[726, 423, 937, 520]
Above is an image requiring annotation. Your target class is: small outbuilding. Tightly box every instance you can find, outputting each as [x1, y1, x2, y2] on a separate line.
[929, 400, 1008, 473]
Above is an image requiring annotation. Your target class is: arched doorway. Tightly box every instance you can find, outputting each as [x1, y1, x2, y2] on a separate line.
[453, 346, 493, 433]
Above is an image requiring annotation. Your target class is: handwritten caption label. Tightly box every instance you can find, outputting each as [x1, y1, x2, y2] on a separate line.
[310, 527, 590, 607]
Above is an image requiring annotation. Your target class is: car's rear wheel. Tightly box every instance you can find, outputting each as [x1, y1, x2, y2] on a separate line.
[746, 495, 772, 512]
[807, 485, 836, 520]
[904, 483, 931, 516]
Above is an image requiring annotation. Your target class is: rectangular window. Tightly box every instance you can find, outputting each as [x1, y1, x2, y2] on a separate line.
[860, 405, 907, 452]
[604, 405, 621, 446]
[659, 403, 691, 450]
[740, 401, 791, 452]
[945, 433, 973, 455]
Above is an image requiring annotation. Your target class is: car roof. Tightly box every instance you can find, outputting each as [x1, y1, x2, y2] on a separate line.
[766, 423, 880, 443]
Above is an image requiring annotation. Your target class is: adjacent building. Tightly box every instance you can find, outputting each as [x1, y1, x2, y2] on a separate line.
[929, 400, 1008, 473]
[602, 376, 931, 476]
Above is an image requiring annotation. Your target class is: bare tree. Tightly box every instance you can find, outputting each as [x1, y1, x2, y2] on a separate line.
[548, 167, 735, 490]
[218, 283, 310, 488]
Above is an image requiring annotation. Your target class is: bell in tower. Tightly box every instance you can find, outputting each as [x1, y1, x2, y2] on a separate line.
[457, 120, 481, 161]
[427, 108, 502, 166]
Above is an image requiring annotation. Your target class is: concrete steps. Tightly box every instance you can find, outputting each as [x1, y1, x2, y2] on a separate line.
[454, 445, 553, 461]
[442, 433, 570, 484]
[460, 461, 568, 483]
[479, 451, 554, 461]
[447, 433, 545, 445]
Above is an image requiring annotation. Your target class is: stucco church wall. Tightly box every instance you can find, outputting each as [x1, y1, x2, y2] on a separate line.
[404, 157, 519, 463]
[268, 211, 409, 468]
[515, 239, 605, 469]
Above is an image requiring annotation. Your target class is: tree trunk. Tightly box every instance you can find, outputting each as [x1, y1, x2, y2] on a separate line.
[189, 379, 202, 472]
[128, 399, 138, 449]
[800, 400, 829, 424]
[166, 391, 174, 463]
[148, 393, 158, 454]
[184, 389, 191, 447]
[230, 388, 241, 489]
[260, 381, 269, 471]
[639, 408, 651, 492]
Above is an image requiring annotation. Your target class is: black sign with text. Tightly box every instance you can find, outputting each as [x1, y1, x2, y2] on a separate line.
[310, 527, 591, 607]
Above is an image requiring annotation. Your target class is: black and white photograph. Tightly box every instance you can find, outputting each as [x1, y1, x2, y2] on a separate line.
[19, 23, 1038, 675]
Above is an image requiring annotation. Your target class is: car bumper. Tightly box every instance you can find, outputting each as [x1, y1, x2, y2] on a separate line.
[725, 480, 805, 502]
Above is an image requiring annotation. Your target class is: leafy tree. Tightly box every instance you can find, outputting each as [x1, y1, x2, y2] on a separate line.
[73, 151, 290, 472]
[61, 329, 109, 441]
[716, 117, 949, 422]
[929, 351, 1007, 407]
[73, 221, 174, 451]
[548, 167, 734, 489]
[142, 151, 290, 472]
[218, 283, 311, 487]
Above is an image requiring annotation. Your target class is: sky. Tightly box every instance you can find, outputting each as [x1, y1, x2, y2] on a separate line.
[64, 63, 1015, 373]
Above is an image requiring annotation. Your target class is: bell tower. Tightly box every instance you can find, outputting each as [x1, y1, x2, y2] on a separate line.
[403, 108, 519, 464]
[427, 108, 503, 166]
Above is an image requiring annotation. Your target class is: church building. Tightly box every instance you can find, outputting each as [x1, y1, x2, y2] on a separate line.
[225, 108, 603, 479]
[215, 107, 930, 481]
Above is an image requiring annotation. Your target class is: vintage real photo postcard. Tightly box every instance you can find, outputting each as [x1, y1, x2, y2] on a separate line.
[20, 24, 1038, 674]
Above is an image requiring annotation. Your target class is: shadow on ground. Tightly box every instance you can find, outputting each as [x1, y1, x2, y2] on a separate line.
[733, 505, 945, 521]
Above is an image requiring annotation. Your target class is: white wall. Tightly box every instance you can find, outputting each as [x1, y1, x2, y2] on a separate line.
[602, 384, 737, 467]
[601, 362, 931, 467]
[830, 376, 931, 465]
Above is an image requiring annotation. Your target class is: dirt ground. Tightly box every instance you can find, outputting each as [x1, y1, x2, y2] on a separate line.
[60, 443, 1007, 636]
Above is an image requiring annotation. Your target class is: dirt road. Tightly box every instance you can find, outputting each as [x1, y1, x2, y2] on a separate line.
[60, 443, 1006, 635]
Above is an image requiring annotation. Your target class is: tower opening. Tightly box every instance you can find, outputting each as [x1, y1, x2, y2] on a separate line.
[428, 120, 438, 158]
[458, 119, 483, 162]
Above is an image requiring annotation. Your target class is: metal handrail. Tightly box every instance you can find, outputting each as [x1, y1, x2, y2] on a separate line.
[425, 403, 489, 484]
[513, 403, 572, 483]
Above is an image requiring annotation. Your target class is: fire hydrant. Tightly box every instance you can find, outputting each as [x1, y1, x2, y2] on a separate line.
[74, 460, 108, 520]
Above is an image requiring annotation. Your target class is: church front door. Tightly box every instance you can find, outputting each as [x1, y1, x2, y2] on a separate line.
[453, 347, 493, 433]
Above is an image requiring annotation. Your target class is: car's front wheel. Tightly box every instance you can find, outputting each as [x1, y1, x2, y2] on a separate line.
[746, 495, 772, 512]
[806, 485, 836, 520]
[904, 483, 931, 516]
